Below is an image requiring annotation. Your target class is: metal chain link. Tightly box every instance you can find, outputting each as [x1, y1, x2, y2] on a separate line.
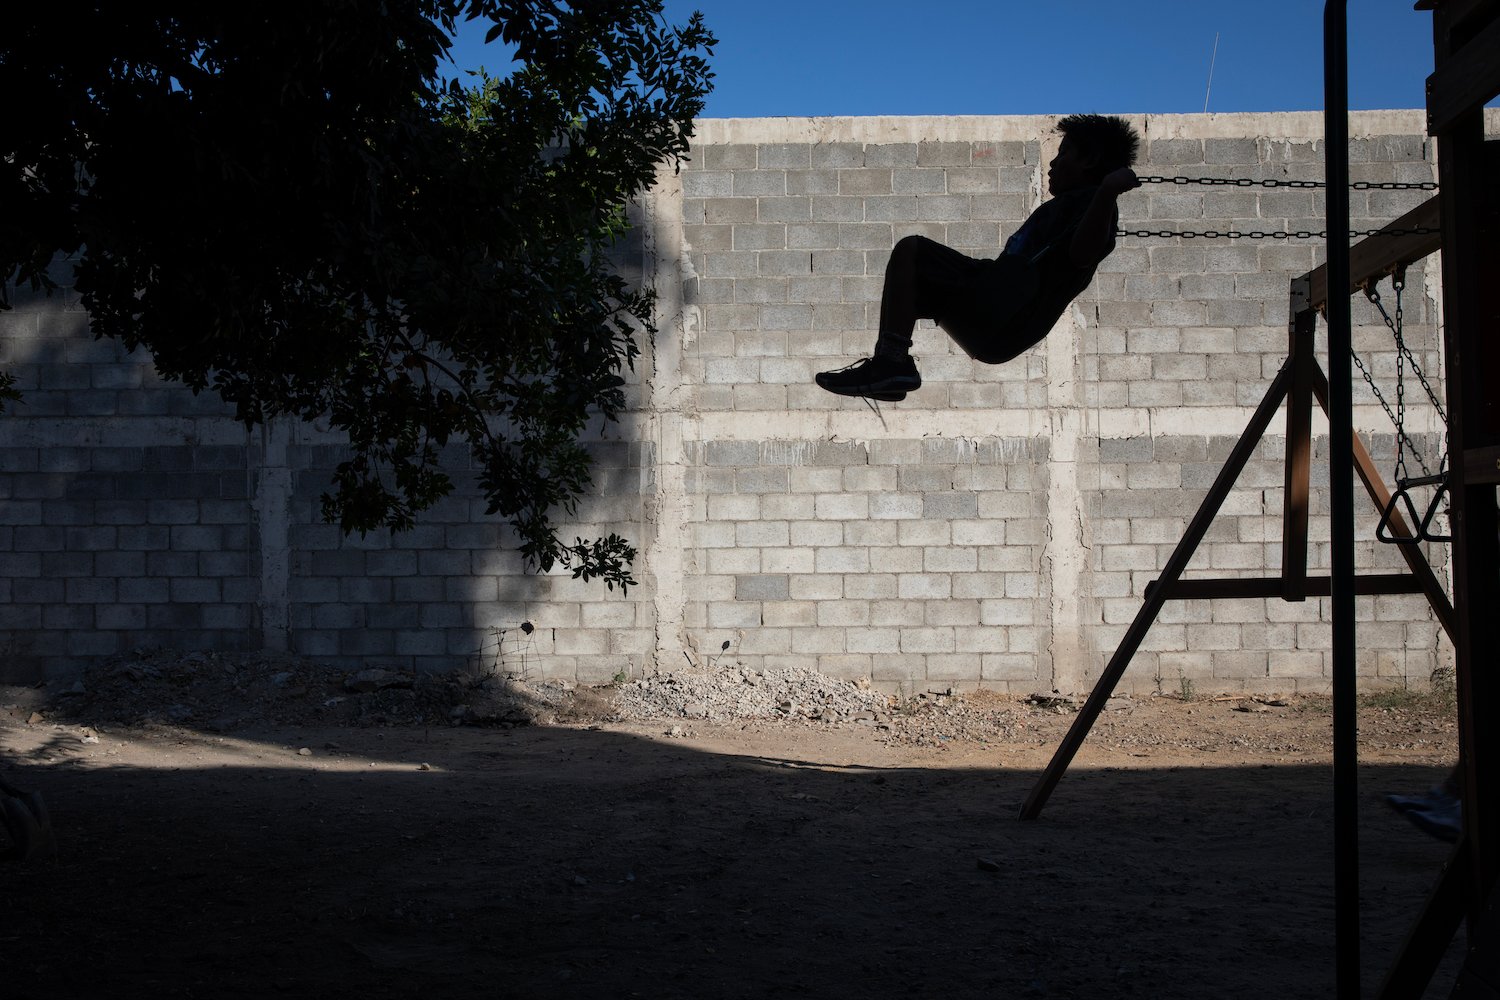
[1137, 175, 1438, 191]
[1114, 226, 1440, 240]
[1366, 275, 1446, 424]
[1362, 272, 1449, 487]
[1351, 347, 1432, 479]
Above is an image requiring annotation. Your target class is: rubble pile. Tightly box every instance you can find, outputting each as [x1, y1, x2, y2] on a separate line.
[614, 666, 891, 725]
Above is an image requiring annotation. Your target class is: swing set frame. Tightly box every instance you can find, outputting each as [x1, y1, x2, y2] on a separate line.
[1020, 3, 1500, 997]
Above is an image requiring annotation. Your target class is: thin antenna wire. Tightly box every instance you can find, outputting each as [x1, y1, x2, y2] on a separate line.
[1203, 32, 1220, 113]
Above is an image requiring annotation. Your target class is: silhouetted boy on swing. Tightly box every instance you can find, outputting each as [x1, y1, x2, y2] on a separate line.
[817, 114, 1142, 400]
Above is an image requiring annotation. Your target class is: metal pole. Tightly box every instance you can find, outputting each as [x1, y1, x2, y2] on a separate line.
[1323, 3, 1360, 997]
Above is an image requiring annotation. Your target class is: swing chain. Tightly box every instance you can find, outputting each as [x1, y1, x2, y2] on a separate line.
[1354, 269, 1454, 545]
[1364, 272, 1447, 425]
[1114, 226, 1441, 240]
[1351, 345, 1433, 480]
[1136, 175, 1437, 191]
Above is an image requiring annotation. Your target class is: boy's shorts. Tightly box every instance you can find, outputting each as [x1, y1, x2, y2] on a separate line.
[908, 237, 1047, 365]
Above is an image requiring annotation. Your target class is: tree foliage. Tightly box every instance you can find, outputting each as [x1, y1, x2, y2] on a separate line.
[0, 1, 715, 592]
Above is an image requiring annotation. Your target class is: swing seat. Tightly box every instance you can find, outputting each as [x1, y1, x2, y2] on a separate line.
[1377, 488, 1426, 545]
[1377, 474, 1451, 545]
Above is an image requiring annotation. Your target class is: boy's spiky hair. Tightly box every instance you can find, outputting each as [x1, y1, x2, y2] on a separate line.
[1057, 114, 1140, 177]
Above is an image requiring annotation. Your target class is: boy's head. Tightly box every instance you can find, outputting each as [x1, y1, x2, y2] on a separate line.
[1048, 114, 1140, 193]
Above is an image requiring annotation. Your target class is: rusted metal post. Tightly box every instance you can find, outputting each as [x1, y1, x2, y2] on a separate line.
[1323, 4, 1361, 997]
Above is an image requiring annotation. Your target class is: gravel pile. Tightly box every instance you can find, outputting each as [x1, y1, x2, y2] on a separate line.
[615, 666, 891, 724]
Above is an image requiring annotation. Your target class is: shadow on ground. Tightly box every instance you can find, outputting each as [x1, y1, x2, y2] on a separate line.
[2, 722, 1463, 1000]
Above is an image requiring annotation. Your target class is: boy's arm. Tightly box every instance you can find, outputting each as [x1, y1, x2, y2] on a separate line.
[1067, 167, 1140, 268]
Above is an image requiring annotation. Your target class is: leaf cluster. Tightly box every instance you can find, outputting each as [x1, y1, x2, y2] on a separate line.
[0, 1, 716, 592]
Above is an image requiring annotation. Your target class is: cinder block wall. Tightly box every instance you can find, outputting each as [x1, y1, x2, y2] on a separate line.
[0, 110, 1472, 693]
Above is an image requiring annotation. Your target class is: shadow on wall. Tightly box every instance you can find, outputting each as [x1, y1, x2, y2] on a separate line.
[0, 257, 657, 687]
[0, 262, 263, 684]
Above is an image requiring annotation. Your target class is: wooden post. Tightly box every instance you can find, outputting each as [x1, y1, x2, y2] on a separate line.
[1282, 295, 1317, 602]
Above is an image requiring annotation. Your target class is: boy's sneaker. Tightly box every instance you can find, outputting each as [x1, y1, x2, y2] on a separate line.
[815, 356, 921, 401]
[1386, 787, 1449, 815]
[1404, 796, 1462, 843]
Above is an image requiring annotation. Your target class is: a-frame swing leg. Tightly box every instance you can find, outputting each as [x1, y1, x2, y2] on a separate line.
[1019, 363, 1296, 820]
[1019, 330, 1457, 821]
[1310, 365, 1457, 640]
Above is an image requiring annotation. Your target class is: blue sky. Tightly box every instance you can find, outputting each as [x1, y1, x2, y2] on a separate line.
[444, 1, 1458, 117]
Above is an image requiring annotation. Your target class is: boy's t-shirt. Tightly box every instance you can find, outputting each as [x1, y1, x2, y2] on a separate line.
[999, 186, 1116, 345]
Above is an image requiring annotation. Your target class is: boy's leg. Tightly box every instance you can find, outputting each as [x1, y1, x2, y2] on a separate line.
[817, 235, 979, 399]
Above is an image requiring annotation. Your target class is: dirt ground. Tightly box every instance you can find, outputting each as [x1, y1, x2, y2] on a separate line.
[1, 662, 1469, 1000]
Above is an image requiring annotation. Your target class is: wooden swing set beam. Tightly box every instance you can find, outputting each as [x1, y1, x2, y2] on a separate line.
[1302, 196, 1442, 312]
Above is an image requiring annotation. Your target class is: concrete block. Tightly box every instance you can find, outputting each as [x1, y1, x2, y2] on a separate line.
[922, 493, 978, 519]
[981, 654, 1040, 681]
[733, 170, 786, 197]
[1205, 138, 1259, 164]
[917, 142, 971, 167]
[923, 545, 977, 573]
[1128, 380, 1183, 406]
[925, 654, 981, 680]
[1269, 649, 1327, 678]
[838, 223, 894, 250]
[916, 195, 971, 222]
[760, 144, 812, 169]
[871, 600, 924, 626]
[705, 198, 757, 224]
[789, 573, 843, 600]
[786, 226, 846, 251]
[819, 599, 871, 626]
[735, 575, 792, 599]
[758, 251, 813, 278]
[847, 628, 900, 654]
[946, 167, 1000, 194]
[1003, 573, 1041, 599]
[702, 251, 758, 279]
[811, 143, 865, 168]
[705, 599, 760, 630]
[810, 196, 865, 223]
[786, 467, 842, 493]
[899, 574, 952, 600]
[783, 277, 842, 308]
[1147, 138, 1204, 165]
[1153, 354, 1208, 381]
[812, 249, 866, 274]
[763, 547, 815, 574]
[704, 144, 757, 169]
[758, 197, 811, 223]
[894, 515, 954, 548]
[761, 601, 817, 628]
[707, 548, 759, 577]
[791, 625, 845, 654]
[863, 195, 920, 223]
[734, 278, 789, 304]
[816, 547, 870, 574]
[736, 520, 790, 547]
[162, 576, 221, 604]
[952, 622, 1004, 651]
[892, 169, 946, 195]
[734, 224, 789, 252]
[684, 171, 733, 198]
[864, 144, 917, 167]
[684, 224, 733, 253]
[897, 465, 954, 492]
